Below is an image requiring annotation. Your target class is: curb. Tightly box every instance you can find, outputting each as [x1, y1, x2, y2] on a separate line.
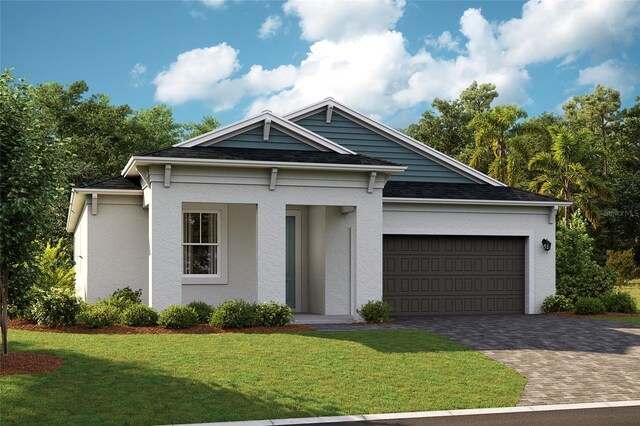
[168, 400, 640, 426]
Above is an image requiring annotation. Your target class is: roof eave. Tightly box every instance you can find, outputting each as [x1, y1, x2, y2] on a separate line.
[66, 188, 143, 233]
[383, 197, 573, 207]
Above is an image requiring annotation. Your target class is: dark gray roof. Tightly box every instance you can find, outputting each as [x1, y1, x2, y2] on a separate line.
[383, 181, 564, 203]
[80, 176, 141, 190]
[137, 146, 398, 167]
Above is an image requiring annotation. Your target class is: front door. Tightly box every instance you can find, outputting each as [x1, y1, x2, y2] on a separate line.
[285, 215, 296, 309]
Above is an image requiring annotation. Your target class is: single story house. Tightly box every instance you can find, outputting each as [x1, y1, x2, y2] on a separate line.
[66, 98, 570, 318]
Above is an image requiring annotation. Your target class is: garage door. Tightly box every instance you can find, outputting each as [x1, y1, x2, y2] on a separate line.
[383, 235, 525, 315]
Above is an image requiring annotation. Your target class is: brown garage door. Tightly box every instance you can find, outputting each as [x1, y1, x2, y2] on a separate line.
[383, 235, 525, 315]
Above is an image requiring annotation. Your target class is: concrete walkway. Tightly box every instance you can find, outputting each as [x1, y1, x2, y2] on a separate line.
[313, 315, 640, 406]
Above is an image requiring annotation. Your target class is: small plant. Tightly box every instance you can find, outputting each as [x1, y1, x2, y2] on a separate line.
[120, 304, 159, 327]
[186, 301, 214, 323]
[158, 305, 199, 329]
[541, 294, 574, 313]
[102, 287, 143, 313]
[29, 288, 80, 327]
[210, 300, 258, 328]
[601, 292, 637, 314]
[574, 297, 606, 315]
[77, 303, 120, 328]
[357, 300, 391, 323]
[35, 239, 75, 292]
[256, 301, 292, 327]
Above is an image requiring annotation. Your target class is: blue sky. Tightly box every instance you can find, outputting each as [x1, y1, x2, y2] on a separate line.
[2, 0, 639, 128]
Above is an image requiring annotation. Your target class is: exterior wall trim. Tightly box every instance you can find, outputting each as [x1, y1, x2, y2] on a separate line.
[383, 197, 572, 207]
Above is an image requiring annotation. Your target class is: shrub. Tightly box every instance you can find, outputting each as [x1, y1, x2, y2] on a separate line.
[541, 294, 574, 313]
[120, 304, 159, 327]
[77, 303, 120, 328]
[574, 297, 606, 315]
[256, 302, 292, 327]
[601, 292, 637, 314]
[35, 239, 75, 292]
[186, 301, 213, 323]
[158, 305, 199, 329]
[29, 288, 80, 327]
[102, 287, 143, 313]
[556, 213, 618, 301]
[357, 300, 391, 323]
[606, 249, 637, 285]
[210, 300, 258, 328]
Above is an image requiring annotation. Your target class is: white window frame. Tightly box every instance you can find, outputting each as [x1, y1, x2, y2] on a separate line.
[182, 204, 228, 285]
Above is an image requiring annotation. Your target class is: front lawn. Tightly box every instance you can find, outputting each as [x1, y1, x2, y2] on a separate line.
[593, 315, 640, 326]
[1, 329, 525, 425]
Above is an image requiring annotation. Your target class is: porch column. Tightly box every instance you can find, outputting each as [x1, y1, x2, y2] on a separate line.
[354, 198, 384, 312]
[256, 199, 286, 303]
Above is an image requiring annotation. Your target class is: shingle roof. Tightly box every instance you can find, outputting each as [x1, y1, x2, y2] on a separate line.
[383, 181, 564, 203]
[137, 146, 398, 167]
[80, 176, 141, 190]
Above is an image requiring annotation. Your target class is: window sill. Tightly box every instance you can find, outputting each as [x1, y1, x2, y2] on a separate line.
[182, 275, 227, 285]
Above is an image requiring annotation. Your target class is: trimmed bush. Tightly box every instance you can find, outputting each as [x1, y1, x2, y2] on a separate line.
[541, 294, 575, 313]
[120, 304, 159, 327]
[257, 301, 292, 327]
[77, 303, 120, 328]
[29, 288, 80, 327]
[186, 301, 214, 323]
[601, 292, 637, 314]
[158, 305, 199, 329]
[357, 300, 391, 323]
[102, 287, 143, 313]
[574, 297, 606, 315]
[210, 300, 258, 328]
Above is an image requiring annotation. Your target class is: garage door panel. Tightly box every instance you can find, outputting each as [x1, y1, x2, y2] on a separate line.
[383, 235, 525, 315]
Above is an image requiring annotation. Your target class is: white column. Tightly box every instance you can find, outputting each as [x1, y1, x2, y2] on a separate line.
[148, 185, 182, 311]
[256, 199, 286, 303]
[355, 197, 384, 311]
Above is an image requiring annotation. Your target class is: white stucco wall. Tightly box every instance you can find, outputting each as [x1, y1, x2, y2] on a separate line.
[74, 203, 89, 300]
[383, 202, 557, 314]
[85, 194, 149, 304]
[323, 206, 354, 315]
[308, 206, 326, 314]
[146, 165, 386, 312]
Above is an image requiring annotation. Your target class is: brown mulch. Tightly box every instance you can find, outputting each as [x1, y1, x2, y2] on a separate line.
[0, 353, 63, 376]
[8, 319, 314, 334]
[548, 312, 640, 318]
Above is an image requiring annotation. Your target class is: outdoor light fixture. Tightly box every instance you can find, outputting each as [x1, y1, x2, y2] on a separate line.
[542, 239, 552, 253]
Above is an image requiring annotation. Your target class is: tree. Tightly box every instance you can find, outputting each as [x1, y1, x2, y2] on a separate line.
[0, 70, 68, 355]
[563, 85, 621, 176]
[459, 80, 498, 114]
[468, 105, 528, 184]
[182, 115, 221, 140]
[528, 126, 613, 227]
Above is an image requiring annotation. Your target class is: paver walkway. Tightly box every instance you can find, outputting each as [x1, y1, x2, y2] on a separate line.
[313, 315, 640, 406]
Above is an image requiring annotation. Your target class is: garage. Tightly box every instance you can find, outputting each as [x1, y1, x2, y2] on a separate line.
[383, 235, 525, 315]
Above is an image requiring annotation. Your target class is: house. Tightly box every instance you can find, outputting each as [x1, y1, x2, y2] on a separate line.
[66, 98, 570, 318]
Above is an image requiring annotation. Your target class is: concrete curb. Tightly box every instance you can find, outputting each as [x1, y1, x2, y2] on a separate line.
[168, 400, 640, 426]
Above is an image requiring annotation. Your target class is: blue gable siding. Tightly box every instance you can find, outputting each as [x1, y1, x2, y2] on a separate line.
[214, 126, 318, 151]
[294, 112, 474, 183]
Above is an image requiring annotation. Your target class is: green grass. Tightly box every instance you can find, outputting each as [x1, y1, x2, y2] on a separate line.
[593, 316, 640, 325]
[1, 330, 525, 425]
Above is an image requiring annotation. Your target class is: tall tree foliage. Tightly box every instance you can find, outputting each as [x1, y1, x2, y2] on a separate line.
[0, 70, 68, 354]
[528, 127, 613, 226]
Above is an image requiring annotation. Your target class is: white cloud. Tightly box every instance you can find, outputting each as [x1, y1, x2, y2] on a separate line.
[578, 59, 640, 95]
[153, 44, 240, 104]
[129, 63, 147, 87]
[200, 0, 224, 8]
[283, 0, 405, 41]
[155, 0, 640, 120]
[258, 15, 282, 39]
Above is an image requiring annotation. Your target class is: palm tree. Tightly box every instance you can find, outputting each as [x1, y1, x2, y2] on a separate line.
[468, 105, 527, 184]
[528, 126, 614, 227]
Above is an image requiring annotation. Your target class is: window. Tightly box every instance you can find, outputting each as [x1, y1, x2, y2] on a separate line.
[183, 211, 219, 275]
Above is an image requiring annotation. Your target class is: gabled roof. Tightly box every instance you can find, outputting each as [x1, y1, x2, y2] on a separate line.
[383, 181, 572, 206]
[284, 98, 506, 187]
[79, 176, 142, 190]
[173, 111, 356, 155]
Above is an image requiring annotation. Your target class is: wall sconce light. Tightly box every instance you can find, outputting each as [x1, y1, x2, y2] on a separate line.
[542, 239, 551, 253]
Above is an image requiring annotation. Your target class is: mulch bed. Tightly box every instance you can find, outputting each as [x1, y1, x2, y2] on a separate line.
[8, 319, 314, 334]
[0, 353, 63, 376]
[548, 312, 640, 318]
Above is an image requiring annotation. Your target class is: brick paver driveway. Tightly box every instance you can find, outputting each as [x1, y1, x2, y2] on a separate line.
[314, 315, 640, 405]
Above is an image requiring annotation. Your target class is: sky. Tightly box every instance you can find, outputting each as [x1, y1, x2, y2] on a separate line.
[2, 0, 640, 128]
